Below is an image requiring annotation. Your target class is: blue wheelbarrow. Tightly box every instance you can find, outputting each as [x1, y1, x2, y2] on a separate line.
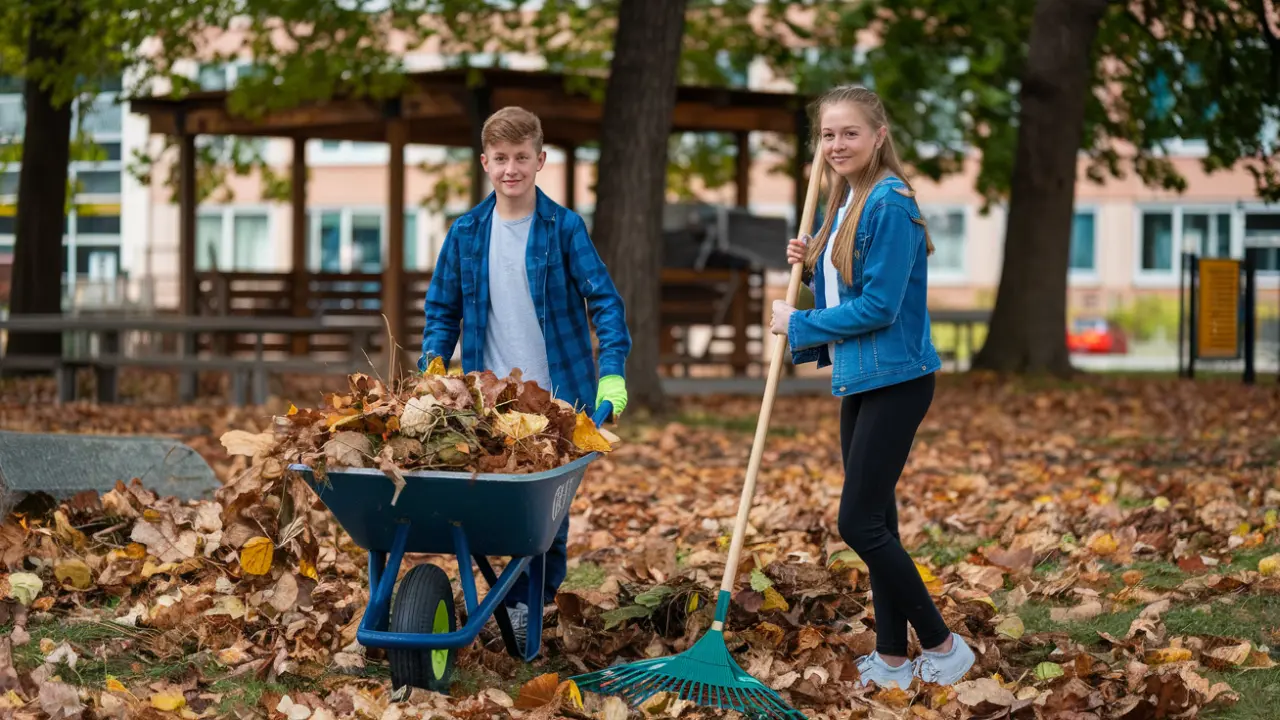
[290, 401, 613, 692]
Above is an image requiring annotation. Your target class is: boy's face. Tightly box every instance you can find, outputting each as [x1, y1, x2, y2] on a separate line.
[481, 139, 546, 202]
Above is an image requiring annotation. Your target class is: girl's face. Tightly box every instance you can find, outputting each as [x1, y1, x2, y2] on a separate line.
[819, 101, 884, 181]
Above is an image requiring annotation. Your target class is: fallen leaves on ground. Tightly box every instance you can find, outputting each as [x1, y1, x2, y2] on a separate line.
[0, 372, 1277, 719]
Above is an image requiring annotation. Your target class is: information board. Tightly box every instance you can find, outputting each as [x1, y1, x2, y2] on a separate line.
[1196, 258, 1241, 359]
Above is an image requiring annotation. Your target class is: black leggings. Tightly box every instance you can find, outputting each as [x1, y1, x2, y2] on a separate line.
[838, 372, 951, 657]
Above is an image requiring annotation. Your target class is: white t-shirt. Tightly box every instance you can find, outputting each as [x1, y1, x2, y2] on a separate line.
[483, 210, 552, 390]
[822, 192, 854, 360]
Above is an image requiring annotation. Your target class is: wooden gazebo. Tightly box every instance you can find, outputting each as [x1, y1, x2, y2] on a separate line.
[130, 67, 814, 373]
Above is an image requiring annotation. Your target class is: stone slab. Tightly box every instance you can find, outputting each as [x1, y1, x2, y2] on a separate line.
[0, 431, 218, 516]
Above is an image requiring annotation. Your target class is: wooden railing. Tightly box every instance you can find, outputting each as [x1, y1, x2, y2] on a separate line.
[194, 268, 767, 374]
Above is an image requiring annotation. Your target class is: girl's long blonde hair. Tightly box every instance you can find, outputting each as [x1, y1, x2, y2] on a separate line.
[802, 85, 933, 284]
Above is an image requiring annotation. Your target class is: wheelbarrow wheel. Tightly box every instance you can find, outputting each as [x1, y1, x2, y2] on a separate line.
[388, 563, 457, 693]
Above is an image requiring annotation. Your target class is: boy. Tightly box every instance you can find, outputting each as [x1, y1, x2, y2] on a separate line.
[419, 106, 632, 644]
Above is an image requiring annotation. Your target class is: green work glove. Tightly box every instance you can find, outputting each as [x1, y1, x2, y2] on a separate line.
[596, 375, 628, 418]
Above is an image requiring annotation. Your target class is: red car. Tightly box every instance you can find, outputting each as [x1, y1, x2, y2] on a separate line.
[1067, 317, 1129, 354]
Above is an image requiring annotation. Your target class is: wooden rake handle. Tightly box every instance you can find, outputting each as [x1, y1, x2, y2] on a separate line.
[717, 143, 827, 601]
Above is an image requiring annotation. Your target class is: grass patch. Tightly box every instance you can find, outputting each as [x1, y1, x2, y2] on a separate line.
[911, 534, 993, 567]
[673, 411, 798, 438]
[6, 620, 199, 689]
[1163, 595, 1280, 647]
[1203, 667, 1280, 720]
[1017, 601, 1144, 646]
[209, 677, 321, 715]
[562, 562, 607, 591]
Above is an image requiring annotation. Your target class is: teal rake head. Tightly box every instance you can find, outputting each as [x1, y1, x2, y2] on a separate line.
[572, 592, 808, 720]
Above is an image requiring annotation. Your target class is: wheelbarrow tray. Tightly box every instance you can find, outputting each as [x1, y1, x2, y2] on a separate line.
[290, 451, 599, 558]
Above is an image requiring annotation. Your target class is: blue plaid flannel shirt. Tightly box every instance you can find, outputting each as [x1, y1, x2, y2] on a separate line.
[418, 187, 631, 412]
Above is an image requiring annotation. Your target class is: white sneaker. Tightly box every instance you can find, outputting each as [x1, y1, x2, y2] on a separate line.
[506, 602, 528, 648]
[855, 652, 914, 690]
[913, 633, 975, 686]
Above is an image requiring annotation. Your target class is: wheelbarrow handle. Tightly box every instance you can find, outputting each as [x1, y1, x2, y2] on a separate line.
[590, 401, 613, 428]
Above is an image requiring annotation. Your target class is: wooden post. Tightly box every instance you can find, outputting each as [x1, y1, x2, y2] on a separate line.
[466, 85, 492, 207]
[564, 144, 577, 211]
[792, 108, 810, 236]
[177, 128, 198, 401]
[735, 131, 750, 208]
[178, 131, 197, 316]
[730, 271, 749, 375]
[384, 117, 408, 374]
[290, 136, 310, 355]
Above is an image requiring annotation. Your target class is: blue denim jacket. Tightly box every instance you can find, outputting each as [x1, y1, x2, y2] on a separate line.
[419, 187, 631, 412]
[788, 175, 941, 396]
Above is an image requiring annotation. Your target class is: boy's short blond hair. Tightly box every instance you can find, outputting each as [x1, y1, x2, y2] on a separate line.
[481, 106, 544, 153]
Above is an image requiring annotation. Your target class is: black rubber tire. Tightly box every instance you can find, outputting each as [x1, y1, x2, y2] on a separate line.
[388, 563, 457, 693]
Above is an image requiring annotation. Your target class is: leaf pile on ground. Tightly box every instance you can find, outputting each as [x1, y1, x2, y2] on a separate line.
[0, 373, 1278, 719]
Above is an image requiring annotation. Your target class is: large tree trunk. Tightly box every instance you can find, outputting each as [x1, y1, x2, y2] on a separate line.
[7, 2, 77, 361]
[592, 0, 688, 414]
[970, 0, 1111, 376]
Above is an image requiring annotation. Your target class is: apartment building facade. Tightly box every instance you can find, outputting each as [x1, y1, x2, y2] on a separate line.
[2, 48, 1277, 335]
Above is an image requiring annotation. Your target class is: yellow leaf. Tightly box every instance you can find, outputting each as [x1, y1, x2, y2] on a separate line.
[572, 412, 613, 453]
[54, 559, 93, 590]
[915, 562, 944, 593]
[761, 587, 790, 612]
[1145, 648, 1193, 665]
[995, 616, 1025, 640]
[151, 690, 186, 711]
[1088, 533, 1118, 556]
[1265, 509, 1278, 531]
[494, 411, 550, 441]
[557, 679, 583, 709]
[239, 537, 274, 576]
[426, 356, 446, 375]
[1234, 522, 1252, 537]
[105, 677, 128, 693]
[299, 558, 319, 581]
[287, 403, 298, 416]
[1259, 553, 1280, 577]
[1153, 496, 1171, 511]
[687, 593, 700, 613]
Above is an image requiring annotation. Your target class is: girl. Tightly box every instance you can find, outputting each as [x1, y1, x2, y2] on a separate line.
[769, 85, 975, 690]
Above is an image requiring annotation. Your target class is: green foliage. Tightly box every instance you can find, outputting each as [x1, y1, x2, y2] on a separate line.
[1107, 294, 1182, 343]
[835, 0, 1280, 203]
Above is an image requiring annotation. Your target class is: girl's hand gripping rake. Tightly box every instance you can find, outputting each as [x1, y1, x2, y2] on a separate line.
[572, 145, 827, 720]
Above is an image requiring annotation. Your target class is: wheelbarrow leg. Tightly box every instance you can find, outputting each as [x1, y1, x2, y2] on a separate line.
[451, 524, 479, 617]
[474, 555, 523, 660]
[366, 550, 389, 631]
[360, 522, 411, 637]
[524, 553, 545, 662]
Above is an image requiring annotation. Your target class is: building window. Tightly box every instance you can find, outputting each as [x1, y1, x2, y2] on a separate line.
[404, 211, 418, 270]
[0, 95, 22, 141]
[1070, 211, 1096, 272]
[0, 216, 13, 235]
[76, 214, 121, 235]
[922, 208, 965, 275]
[1183, 211, 1232, 258]
[0, 171, 17, 196]
[75, 170, 122, 195]
[1245, 213, 1280, 272]
[351, 212, 382, 272]
[197, 210, 272, 271]
[78, 96, 122, 135]
[1140, 211, 1174, 272]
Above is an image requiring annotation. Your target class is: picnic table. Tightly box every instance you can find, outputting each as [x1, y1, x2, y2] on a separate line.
[0, 313, 385, 405]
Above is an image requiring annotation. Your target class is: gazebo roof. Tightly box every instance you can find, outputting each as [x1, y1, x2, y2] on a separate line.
[129, 67, 813, 146]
